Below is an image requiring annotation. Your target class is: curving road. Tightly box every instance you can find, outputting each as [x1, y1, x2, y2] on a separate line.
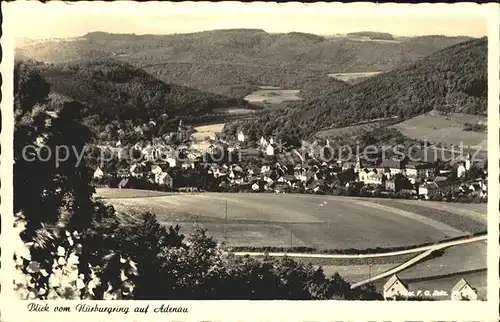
[230, 235, 486, 260]
[349, 235, 486, 288]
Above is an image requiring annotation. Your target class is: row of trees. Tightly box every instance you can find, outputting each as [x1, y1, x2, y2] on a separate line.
[13, 61, 383, 300]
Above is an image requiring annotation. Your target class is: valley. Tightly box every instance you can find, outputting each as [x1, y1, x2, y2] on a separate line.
[15, 26, 489, 302]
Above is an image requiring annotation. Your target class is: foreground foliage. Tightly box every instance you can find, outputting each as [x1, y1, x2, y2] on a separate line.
[13, 58, 383, 301]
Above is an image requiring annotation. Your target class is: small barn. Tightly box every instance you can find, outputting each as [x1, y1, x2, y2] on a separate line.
[383, 274, 409, 300]
[450, 278, 478, 301]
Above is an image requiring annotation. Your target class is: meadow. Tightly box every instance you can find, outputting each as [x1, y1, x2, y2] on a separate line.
[327, 71, 383, 84]
[391, 112, 487, 149]
[192, 123, 226, 141]
[99, 191, 482, 250]
[244, 89, 302, 104]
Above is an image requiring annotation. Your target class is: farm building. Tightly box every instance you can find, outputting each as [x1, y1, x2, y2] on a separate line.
[450, 278, 478, 301]
[383, 274, 409, 300]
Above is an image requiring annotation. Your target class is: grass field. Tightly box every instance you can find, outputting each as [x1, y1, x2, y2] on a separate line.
[327, 71, 383, 84]
[368, 199, 486, 234]
[100, 189, 487, 291]
[244, 89, 302, 104]
[391, 113, 487, 149]
[102, 191, 475, 250]
[212, 107, 257, 115]
[398, 241, 486, 279]
[192, 123, 226, 141]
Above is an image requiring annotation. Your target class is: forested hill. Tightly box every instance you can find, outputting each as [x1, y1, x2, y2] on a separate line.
[22, 59, 253, 125]
[16, 30, 472, 98]
[223, 37, 487, 141]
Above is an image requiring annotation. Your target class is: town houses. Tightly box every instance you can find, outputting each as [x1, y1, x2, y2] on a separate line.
[90, 128, 487, 203]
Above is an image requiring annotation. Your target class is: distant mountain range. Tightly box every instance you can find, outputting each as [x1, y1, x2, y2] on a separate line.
[223, 37, 487, 141]
[16, 29, 473, 98]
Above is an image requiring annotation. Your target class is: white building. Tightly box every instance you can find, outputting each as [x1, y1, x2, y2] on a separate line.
[166, 157, 177, 168]
[151, 165, 163, 175]
[383, 275, 409, 300]
[266, 144, 275, 156]
[237, 131, 246, 142]
[93, 167, 104, 179]
[359, 170, 384, 185]
[457, 164, 467, 178]
[129, 164, 139, 177]
[465, 154, 471, 171]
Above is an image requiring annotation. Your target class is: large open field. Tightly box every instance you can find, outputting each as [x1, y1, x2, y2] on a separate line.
[100, 191, 486, 250]
[327, 71, 383, 84]
[391, 112, 487, 149]
[192, 123, 226, 141]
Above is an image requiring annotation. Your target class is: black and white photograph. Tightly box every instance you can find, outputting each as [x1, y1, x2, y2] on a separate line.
[1, 1, 499, 321]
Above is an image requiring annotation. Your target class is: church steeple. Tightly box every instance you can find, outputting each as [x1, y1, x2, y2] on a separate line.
[355, 155, 363, 170]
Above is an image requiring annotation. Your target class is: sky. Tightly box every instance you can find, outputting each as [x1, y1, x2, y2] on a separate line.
[5, 2, 490, 39]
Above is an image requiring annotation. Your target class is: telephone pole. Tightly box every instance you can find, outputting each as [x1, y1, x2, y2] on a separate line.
[224, 199, 228, 241]
[290, 227, 293, 248]
[368, 264, 372, 283]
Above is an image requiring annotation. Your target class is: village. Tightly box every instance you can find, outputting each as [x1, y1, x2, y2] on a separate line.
[91, 119, 487, 203]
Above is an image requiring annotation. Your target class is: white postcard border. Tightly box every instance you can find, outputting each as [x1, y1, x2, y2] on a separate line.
[1, 2, 499, 321]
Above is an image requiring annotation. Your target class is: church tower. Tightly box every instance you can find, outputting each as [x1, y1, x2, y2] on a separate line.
[355, 155, 363, 172]
[465, 153, 471, 171]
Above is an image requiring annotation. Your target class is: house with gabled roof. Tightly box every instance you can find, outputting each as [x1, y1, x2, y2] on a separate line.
[156, 172, 173, 188]
[405, 161, 434, 179]
[151, 165, 163, 175]
[383, 274, 409, 300]
[375, 158, 405, 179]
[93, 166, 104, 179]
[450, 278, 478, 301]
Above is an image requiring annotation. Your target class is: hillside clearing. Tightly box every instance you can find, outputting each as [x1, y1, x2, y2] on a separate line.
[327, 71, 383, 84]
[244, 89, 302, 104]
[192, 123, 226, 140]
[391, 112, 487, 149]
